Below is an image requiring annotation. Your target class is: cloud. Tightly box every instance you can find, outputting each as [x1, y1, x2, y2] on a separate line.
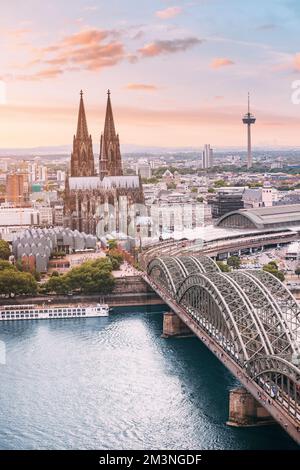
[138, 37, 202, 57]
[47, 42, 125, 71]
[127, 54, 139, 64]
[16, 68, 63, 81]
[293, 53, 300, 71]
[1, 28, 32, 50]
[62, 29, 110, 47]
[83, 5, 99, 12]
[256, 23, 277, 31]
[273, 52, 300, 73]
[125, 83, 159, 91]
[210, 57, 235, 69]
[11, 28, 202, 81]
[277, 52, 300, 73]
[2, 28, 31, 39]
[132, 30, 145, 41]
[156, 6, 182, 19]
[18, 28, 126, 80]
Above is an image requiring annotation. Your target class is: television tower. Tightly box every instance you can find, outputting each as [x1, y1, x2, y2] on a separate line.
[242, 93, 256, 169]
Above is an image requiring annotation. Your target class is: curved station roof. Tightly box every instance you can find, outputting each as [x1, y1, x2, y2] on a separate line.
[216, 204, 300, 230]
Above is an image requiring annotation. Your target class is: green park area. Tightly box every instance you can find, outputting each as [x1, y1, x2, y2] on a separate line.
[0, 239, 124, 297]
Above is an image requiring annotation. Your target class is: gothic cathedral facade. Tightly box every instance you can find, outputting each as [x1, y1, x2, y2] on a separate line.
[64, 91, 145, 237]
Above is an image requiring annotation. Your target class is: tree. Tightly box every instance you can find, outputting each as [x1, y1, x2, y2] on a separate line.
[64, 258, 115, 295]
[16, 260, 23, 271]
[0, 240, 10, 260]
[0, 270, 37, 296]
[51, 250, 65, 259]
[271, 268, 285, 282]
[0, 260, 16, 271]
[108, 239, 118, 250]
[107, 249, 124, 270]
[227, 256, 241, 270]
[217, 261, 230, 273]
[214, 179, 227, 188]
[295, 267, 300, 277]
[268, 260, 278, 269]
[141, 177, 159, 184]
[263, 262, 285, 282]
[108, 257, 120, 270]
[33, 270, 41, 282]
[21, 272, 38, 295]
[44, 276, 69, 295]
[40, 257, 117, 296]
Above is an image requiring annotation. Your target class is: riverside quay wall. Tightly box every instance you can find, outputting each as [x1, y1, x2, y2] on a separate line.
[0, 276, 164, 308]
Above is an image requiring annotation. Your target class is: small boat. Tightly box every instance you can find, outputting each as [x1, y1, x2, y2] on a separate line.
[0, 303, 109, 321]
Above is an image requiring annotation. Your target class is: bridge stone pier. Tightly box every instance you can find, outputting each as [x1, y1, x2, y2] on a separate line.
[162, 311, 193, 338]
[227, 387, 274, 427]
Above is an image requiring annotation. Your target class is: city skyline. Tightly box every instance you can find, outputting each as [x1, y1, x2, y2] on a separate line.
[0, 0, 300, 148]
[1, 1, 300, 455]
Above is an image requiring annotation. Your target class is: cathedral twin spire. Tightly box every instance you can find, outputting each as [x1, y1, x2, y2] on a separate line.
[70, 90, 123, 179]
[70, 90, 95, 177]
[76, 90, 89, 140]
[100, 89, 123, 179]
[103, 90, 116, 139]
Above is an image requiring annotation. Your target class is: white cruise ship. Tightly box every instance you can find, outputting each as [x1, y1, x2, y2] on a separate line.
[0, 304, 109, 321]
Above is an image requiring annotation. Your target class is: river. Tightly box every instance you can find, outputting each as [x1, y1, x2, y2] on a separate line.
[0, 308, 297, 450]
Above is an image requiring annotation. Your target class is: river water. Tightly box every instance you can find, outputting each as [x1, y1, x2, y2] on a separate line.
[0, 308, 298, 450]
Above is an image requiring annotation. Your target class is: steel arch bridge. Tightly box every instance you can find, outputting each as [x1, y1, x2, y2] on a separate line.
[146, 255, 300, 443]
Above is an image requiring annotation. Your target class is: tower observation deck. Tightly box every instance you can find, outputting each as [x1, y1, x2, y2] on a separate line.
[242, 93, 256, 169]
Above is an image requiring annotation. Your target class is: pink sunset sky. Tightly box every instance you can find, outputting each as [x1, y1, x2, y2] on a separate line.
[0, 0, 300, 149]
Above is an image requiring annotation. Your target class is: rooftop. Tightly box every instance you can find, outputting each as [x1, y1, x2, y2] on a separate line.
[217, 204, 300, 229]
[68, 175, 140, 191]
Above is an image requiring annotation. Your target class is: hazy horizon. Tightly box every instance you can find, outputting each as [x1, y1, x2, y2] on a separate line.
[1, 143, 300, 158]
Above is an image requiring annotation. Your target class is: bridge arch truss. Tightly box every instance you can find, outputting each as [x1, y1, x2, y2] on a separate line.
[147, 255, 300, 425]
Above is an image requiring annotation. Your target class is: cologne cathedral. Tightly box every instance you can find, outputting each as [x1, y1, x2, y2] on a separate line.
[64, 90, 145, 237]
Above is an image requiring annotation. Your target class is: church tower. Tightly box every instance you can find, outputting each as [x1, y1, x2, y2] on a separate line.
[70, 90, 95, 177]
[99, 90, 123, 179]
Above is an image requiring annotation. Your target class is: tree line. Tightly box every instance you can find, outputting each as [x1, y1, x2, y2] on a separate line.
[0, 239, 124, 297]
[217, 256, 285, 281]
[0, 240, 39, 296]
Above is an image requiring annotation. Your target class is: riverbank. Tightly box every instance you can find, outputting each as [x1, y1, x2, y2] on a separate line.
[0, 275, 165, 308]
